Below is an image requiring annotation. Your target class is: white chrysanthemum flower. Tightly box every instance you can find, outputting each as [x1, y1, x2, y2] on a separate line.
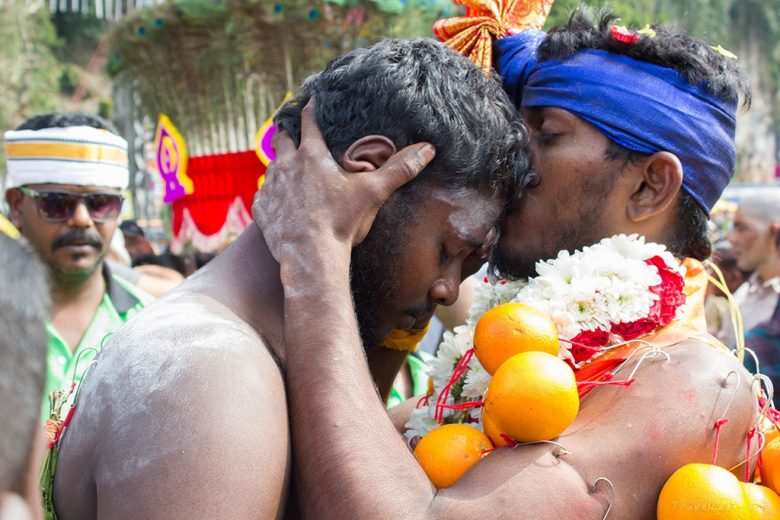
[429, 325, 473, 393]
[423, 234, 686, 424]
[404, 405, 439, 442]
[461, 357, 491, 399]
[468, 278, 525, 325]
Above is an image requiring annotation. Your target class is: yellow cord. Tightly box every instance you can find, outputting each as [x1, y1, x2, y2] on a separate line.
[704, 259, 745, 363]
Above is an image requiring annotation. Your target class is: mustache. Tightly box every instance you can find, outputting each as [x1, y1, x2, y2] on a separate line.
[405, 304, 436, 322]
[52, 229, 103, 251]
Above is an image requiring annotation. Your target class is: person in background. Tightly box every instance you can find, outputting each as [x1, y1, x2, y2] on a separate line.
[118, 219, 155, 262]
[718, 192, 780, 347]
[0, 233, 50, 520]
[744, 297, 780, 392]
[3, 112, 149, 418]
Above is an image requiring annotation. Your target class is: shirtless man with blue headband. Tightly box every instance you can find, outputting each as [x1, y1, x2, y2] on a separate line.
[253, 8, 760, 519]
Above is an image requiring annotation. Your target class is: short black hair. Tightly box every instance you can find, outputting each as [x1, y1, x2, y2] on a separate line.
[275, 38, 529, 202]
[120, 220, 145, 238]
[542, 9, 751, 260]
[16, 112, 118, 134]
[0, 234, 49, 494]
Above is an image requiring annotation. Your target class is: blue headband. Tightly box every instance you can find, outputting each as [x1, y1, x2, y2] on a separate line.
[495, 30, 738, 213]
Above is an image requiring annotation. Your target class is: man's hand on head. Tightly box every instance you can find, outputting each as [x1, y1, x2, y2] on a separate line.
[252, 98, 435, 263]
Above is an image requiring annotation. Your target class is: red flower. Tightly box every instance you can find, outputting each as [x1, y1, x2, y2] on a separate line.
[570, 329, 610, 364]
[610, 25, 639, 44]
[611, 318, 657, 340]
[645, 256, 686, 327]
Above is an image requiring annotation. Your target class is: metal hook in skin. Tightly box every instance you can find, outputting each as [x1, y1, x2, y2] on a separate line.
[592, 477, 615, 520]
[716, 370, 742, 425]
[513, 439, 571, 457]
[625, 349, 671, 381]
[740, 346, 762, 377]
[611, 341, 665, 378]
[753, 372, 775, 410]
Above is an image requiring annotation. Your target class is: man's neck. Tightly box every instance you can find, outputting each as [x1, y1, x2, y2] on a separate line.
[755, 254, 780, 285]
[50, 263, 106, 311]
[367, 348, 410, 402]
[190, 224, 288, 365]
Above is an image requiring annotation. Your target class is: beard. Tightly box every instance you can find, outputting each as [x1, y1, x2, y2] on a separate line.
[349, 199, 408, 350]
[491, 172, 615, 281]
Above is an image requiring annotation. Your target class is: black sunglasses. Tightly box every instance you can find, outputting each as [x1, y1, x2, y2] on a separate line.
[18, 186, 124, 223]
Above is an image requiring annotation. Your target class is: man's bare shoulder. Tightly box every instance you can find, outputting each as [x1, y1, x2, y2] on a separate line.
[54, 290, 290, 519]
[433, 339, 758, 520]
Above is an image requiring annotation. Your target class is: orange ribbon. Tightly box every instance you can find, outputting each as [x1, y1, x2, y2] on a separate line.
[433, 0, 555, 74]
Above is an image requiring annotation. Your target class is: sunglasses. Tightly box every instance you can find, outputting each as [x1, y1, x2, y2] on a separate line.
[18, 186, 124, 223]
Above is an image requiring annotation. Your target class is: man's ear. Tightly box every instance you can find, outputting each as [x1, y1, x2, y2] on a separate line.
[340, 136, 397, 172]
[627, 151, 683, 223]
[5, 188, 24, 229]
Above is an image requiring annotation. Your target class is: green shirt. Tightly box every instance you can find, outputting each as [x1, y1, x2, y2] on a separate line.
[387, 351, 433, 409]
[42, 263, 148, 420]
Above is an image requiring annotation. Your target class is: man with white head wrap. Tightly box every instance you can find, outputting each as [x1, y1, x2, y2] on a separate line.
[4, 112, 149, 419]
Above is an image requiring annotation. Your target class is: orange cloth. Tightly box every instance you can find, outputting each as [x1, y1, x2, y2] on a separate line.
[575, 258, 718, 397]
[433, 0, 555, 74]
[383, 323, 431, 352]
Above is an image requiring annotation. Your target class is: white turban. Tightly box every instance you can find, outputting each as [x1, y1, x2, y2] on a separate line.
[4, 126, 129, 189]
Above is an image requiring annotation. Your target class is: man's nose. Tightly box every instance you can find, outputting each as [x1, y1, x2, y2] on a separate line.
[430, 274, 460, 307]
[67, 200, 93, 227]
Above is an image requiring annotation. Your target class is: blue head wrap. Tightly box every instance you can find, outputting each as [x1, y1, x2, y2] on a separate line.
[495, 30, 738, 213]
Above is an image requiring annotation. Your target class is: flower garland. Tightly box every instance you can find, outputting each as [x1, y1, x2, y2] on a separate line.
[405, 234, 688, 442]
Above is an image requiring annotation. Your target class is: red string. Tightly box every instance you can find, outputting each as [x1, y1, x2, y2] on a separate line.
[712, 418, 729, 466]
[52, 404, 77, 446]
[416, 395, 430, 409]
[576, 378, 636, 389]
[437, 400, 484, 411]
[483, 433, 519, 453]
[435, 348, 475, 423]
[47, 382, 78, 448]
[745, 426, 757, 483]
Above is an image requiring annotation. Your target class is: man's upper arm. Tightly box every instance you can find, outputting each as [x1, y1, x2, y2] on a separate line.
[428, 340, 756, 519]
[89, 329, 289, 519]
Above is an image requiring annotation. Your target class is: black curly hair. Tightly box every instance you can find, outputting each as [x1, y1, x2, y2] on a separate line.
[275, 38, 529, 205]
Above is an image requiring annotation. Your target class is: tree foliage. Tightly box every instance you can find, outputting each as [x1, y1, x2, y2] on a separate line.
[107, 0, 458, 154]
[0, 2, 64, 175]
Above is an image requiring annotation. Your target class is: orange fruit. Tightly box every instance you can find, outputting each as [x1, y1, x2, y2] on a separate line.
[482, 351, 579, 443]
[413, 424, 493, 489]
[481, 410, 514, 448]
[473, 302, 559, 375]
[762, 436, 780, 494]
[743, 483, 780, 519]
[657, 463, 750, 519]
[760, 416, 779, 446]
